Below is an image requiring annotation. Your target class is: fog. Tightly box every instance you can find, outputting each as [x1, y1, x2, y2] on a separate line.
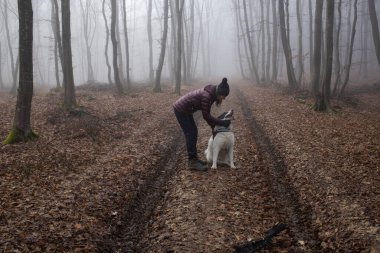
[0, 0, 379, 88]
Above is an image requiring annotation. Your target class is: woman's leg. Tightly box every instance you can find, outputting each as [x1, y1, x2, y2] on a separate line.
[174, 108, 198, 160]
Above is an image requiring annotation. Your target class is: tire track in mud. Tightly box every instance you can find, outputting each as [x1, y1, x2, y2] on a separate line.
[236, 88, 323, 252]
[96, 127, 185, 252]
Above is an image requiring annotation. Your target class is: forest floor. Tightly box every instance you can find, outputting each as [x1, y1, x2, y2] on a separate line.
[0, 80, 379, 253]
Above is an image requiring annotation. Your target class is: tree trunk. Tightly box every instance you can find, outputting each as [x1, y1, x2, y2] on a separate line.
[147, 0, 153, 83]
[122, 0, 131, 89]
[50, 1, 60, 88]
[243, 0, 260, 84]
[271, 0, 278, 83]
[311, 0, 323, 96]
[111, 0, 123, 93]
[174, 0, 184, 95]
[265, 0, 271, 82]
[0, 43, 4, 88]
[5, 0, 37, 144]
[360, 1, 368, 78]
[260, 0, 266, 81]
[154, 0, 169, 92]
[169, 0, 177, 83]
[296, 0, 304, 87]
[79, 0, 95, 82]
[115, 3, 125, 85]
[62, 0, 76, 109]
[333, 0, 342, 96]
[340, 0, 359, 96]
[237, 0, 253, 78]
[308, 0, 313, 81]
[319, 0, 334, 110]
[4, 0, 18, 94]
[278, 0, 297, 89]
[368, 0, 380, 66]
[102, 0, 113, 85]
[233, 1, 246, 80]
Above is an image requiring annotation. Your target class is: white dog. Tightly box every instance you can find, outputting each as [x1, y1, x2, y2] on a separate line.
[205, 109, 236, 169]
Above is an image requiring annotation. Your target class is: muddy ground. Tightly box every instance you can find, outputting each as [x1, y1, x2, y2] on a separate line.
[0, 81, 379, 252]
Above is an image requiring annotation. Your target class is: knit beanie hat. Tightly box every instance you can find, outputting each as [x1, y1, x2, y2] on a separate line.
[216, 78, 230, 97]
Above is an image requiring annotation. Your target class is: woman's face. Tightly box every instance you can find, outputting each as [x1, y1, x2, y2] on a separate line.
[216, 95, 226, 106]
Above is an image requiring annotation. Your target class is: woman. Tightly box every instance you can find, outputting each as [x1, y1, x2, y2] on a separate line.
[173, 78, 231, 171]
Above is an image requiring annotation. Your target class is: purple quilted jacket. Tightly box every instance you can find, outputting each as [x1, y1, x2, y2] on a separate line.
[173, 84, 225, 127]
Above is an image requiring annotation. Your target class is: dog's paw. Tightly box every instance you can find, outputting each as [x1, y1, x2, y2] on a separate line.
[211, 165, 217, 169]
[230, 164, 236, 169]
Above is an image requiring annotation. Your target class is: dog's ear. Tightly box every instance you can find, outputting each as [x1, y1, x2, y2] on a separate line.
[218, 111, 228, 119]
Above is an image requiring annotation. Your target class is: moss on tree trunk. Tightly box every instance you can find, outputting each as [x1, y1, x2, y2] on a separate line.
[3, 127, 38, 144]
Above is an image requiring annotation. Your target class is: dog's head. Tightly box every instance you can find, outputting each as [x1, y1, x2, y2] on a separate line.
[217, 109, 234, 121]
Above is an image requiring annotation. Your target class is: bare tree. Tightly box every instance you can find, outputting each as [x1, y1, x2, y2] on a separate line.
[333, 0, 342, 96]
[311, 0, 323, 96]
[50, 0, 61, 89]
[174, 0, 184, 95]
[317, 0, 334, 111]
[242, 0, 260, 84]
[271, 0, 278, 83]
[340, 0, 359, 96]
[233, 0, 246, 79]
[296, 0, 304, 87]
[111, 0, 123, 93]
[278, 0, 297, 89]
[4, 0, 37, 144]
[265, 0, 271, 82]
[3, 0, 19, 94]
[368, 0, 380, 66]
[79, 0, 96, 82]
[102, 0, 113, 85]
[154, 0, 169, 92]
[122, 0, 130, 89]
[61, 0, 76, 109]
[147, 0, 153, 83]
[0, 42, 4, 88]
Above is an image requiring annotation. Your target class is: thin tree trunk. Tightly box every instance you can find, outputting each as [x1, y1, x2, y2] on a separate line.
[147, 0, 153, 83]
[368, 0, 380, 66]
[321, 0, 334, 108]
[266, 0, 271, 82]
[340, 0, 359, 96]
[52, 0, 63, 77]
[5, 0, 37, 144]
[4, 0, 18, 94]
[102, 0, 113, 85]
[154, 0, 169, 92]
[111, 0, 123, 93]
[233, 0, 246, 79]
[50, 1, 60, 88]
[278, 0, 297, 89]
[360, 1, 368, 78]
[308, 0, 313, 81]
[271, 0, 278, 83]
[175, 0, 184, 95]
[115, 3, 125, 84]
[62, 0, 76, 109]
[296, 0, 304, 88]
[243, 0, 260, 84]
[311, 0, 323, 96]
[169, 0, 177, 83]
[79, 0, 95, 82]
[333, 0, 342, 96]
[238, 0, 253, 78]
[0, 43, 4, 88]
[122, 0, 131, 89]
[260, 0, 266, 81]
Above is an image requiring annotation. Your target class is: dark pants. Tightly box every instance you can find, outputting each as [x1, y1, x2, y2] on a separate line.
[174, 107, 198, 160]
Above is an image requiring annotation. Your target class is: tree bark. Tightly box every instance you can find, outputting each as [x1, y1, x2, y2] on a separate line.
[333, 0, 342, 96]
[271, 0, 278, 83]
[122, 0, 131, 89]
[5, 0, 37, 144]
[62, 0, 76, 109]
[308, 0, 313, 80]
[296, 0, 304, 87]
[311, 0, 323, 96]
[340, 0, 359, 96]
[320, 0, 334, 109]
[111, 0, 123, 93]
[79, 0, 95, 82]
[154, 0, 169, 92]
[174, 0, 184, 95]
[278, 0, 297, 89]
[147, 0, 154, 83]
[102, 0, 113, 85]
[242, 0, 260, 84]
[368, 0, 380, 66]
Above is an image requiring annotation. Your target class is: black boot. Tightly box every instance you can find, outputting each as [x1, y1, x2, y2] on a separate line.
[188, 159, 208, 171]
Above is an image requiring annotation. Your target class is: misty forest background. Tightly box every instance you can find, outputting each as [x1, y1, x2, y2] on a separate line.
[1, 0, 380, 140]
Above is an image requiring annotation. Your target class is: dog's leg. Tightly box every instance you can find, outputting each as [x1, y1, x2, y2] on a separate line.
[228, 145, 236, 169]
[205, 137, 213, 163]
[211, 144, 221, 169]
